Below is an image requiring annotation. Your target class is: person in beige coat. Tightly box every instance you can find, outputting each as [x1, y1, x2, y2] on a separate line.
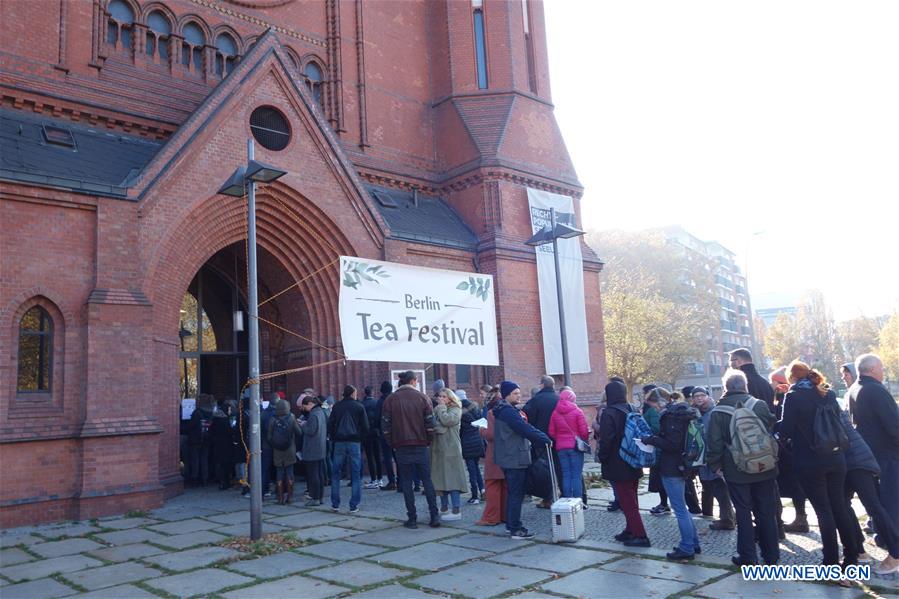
[431, 388, 469, 520]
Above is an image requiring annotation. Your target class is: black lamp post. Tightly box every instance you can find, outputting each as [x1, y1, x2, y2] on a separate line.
[218, 139, 286, 540]
[525, 207, 585, 387]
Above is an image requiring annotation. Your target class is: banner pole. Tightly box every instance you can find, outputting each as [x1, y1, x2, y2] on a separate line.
[551, 207, 572, 387]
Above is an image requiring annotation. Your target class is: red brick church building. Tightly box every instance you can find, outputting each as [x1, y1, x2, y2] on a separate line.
[0, 0, 606, 527]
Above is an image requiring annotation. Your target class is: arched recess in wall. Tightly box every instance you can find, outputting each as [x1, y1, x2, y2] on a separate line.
[177, 15, 211, 75]
[4, 295, 66, 414]
[300, 54, 326, 111]
[142, 3, 177, 64]
[212, 25, 243, 77]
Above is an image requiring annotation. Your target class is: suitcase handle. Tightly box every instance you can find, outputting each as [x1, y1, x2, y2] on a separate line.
[546, 440, 558, 504]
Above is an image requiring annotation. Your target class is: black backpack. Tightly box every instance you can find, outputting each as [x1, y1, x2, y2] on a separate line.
[810, 396, 849, 456]
[270, 416, 293, 451]
[336, 408, 360, 439]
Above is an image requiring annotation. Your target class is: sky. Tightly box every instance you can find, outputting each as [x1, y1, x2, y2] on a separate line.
[544, 1, 899, 321]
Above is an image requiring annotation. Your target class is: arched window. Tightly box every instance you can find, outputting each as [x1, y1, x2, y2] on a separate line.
[17, 306, 52, 393]
[303, 61, 323, 107]
[181, 22, 205, 74]
[146, 11, 172, 62]
[472, 4, 489, 89]
[106, 0, 135, 52]
[215, 33, 238, 77]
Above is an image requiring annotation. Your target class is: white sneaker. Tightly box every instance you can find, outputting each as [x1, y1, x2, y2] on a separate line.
[442, 511, 462, 521]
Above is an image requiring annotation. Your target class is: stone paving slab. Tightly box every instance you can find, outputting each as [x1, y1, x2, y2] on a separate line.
[353, 526, 464, 548]
[512, 593, 564, 599]
[262, 503, 308, 516]
[267, 511, 345, 529]
[0, 548, 35, 566]
[73, 583, 160, 598]
[376, 541, 492, 571]
[142, 546, 243, 572]
[204, 512, 254, 526]
[93, 528, 168, 546]
[542, 567, 694, 598]
[60, 562, 163, 591]
[574, 537, 672, 560]
[34, 524, 102, 538]
[96, 517, 159, 530]
[693, 573, 860, 598]
[413, 561, 552, 599]
[349, 583, 444, 599]
[311, 560, 412, 588]
[295, 540, 386, 561]
[153, 530, 229, 550]
[489, 543, 616, 574]
[31, 538, 105, 559]
[222, 574, 349, 598]
[148, 518, 221, 535]
[0, 534, 44, 548]
[86, 542, 167, 563]
[331, 517, 399, 532]
[0, 554, 103, 582]
[225, 551, 330, 578]
[292, 525, 359, 542]
[600, 556, 729, 585]
[439, 532, 533, 554]
[145, 568, 253, 597]
[0, 577, 78, 598]
[148, 506, 220, 522]
[213, 522, 288, 537]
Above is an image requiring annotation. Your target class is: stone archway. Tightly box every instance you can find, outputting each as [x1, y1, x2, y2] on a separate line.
[144, 182, 382, 495]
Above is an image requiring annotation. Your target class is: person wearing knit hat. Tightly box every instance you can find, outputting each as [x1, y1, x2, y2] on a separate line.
[492, 380, 550, 539]
[690, 386, 735, 531]
[548, 388, 589, 500]
[523, 376, 561, 508]
[597, 380, 651, 547]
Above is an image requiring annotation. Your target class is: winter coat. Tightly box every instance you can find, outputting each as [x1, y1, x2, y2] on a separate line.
[268, 412, 302, 467]
[840, 411, 879, 475]
[493, 400, 550, 469]
[299, 405, 327, 462]
[260, 403, 275, 452]
[430, 404, 469, 491]
[778, 381, 845, 473]
[187, 407, 215, 447]
[481, 398, 504, 480]
[327, 398, 369, 443]
[597, 398, 643, 482]
[210, 406, 233, 460]
[642, 405, 661, 434]
[697, 406, 722, 482]
[361, 395, 380, 438]
[460, 400, 486, 459]
[548, 397, 589, 451]
[740, 363, 775, 410]
[523, 388, 560, 434]
[381, 385, 435, 448]
[644, 403, 699, 478]
[707, 391, 777, 484]
[851, 375, 899, 460]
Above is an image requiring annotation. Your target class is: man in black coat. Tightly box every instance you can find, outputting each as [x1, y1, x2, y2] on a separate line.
[523, 375, 560, 507]
[728, 348, 774, 409]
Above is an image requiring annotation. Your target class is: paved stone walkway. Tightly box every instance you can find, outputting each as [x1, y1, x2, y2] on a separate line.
[1, 472, 897, 599]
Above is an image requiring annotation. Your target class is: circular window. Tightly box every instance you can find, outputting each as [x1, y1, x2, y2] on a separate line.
[250, 106, 290, 151]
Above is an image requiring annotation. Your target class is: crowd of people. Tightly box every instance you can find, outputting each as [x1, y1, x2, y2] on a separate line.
[182, 349, 899, 577]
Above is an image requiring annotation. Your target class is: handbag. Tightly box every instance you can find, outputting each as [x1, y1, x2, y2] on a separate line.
[560, 412, 591, 453]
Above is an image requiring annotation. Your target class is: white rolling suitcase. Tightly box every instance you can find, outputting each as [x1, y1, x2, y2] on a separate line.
[547, 443, 585, 543]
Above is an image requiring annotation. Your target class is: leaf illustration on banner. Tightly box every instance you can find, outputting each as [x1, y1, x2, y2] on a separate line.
[457, 277, 490, 302]
[342, 260, 389, 289]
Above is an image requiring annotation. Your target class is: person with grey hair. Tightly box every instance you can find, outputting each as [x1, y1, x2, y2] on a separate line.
[707, 369, 780, 566]
[850, 353, 899, 572]
[523, 375, 561, 508]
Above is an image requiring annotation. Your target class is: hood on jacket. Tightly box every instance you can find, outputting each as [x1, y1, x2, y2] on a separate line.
[841, 362, 857, 380]
[661, 402, 699, 421]
[554, 398, 580, 416]
[275, 399, 290, 416]
[606, 381, 627, 405]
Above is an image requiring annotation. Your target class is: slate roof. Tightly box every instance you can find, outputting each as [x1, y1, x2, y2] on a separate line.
[366, 185, 478, 251]
[0, 108, 163, 198]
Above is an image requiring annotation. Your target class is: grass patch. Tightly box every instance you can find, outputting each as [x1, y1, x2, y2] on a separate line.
[220, 532, 317, 557]
[125, 509, 150, 518]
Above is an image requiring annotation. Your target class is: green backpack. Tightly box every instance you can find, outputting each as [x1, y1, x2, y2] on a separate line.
[712, 398, 778, 474]
[682, 419, 706, 468]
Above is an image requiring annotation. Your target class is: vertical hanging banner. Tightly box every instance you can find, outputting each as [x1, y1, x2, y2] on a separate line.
[527, 188, 591, 375]
[338, 257, 499, 365]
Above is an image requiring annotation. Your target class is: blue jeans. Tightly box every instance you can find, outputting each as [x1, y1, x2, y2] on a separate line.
[440, 490, 461, 510]
[503, 467, 527, 532]
[662, 476, 700, 554]
[558, 449, 584, 498]
[465, 458, 484, 498]
[330, 441, 362, 509]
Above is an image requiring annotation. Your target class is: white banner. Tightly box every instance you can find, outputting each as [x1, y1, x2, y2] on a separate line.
[527, 189, 591, 375]
[338, 257, 499, 365]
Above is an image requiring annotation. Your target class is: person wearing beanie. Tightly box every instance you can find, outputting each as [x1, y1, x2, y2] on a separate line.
[361, 385, 383, 489]
[493, 381, 551, 539]
[523, 375, 561, 508]
[643, 387, 670, 516]
[690, 387, 735, 530]
[376, 381, 398, 490]
[458, 389, 486, 504]
[432, 379, 446, 407]
[598, 380, 651, 547]
[548, 388, 589, 500]
[267, 399, 302, 504]
[642, 384, 658, 395]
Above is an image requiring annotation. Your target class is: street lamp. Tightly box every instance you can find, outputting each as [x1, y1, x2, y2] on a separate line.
[525, 206, 585, 387]
[218, 139, 286, 540]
